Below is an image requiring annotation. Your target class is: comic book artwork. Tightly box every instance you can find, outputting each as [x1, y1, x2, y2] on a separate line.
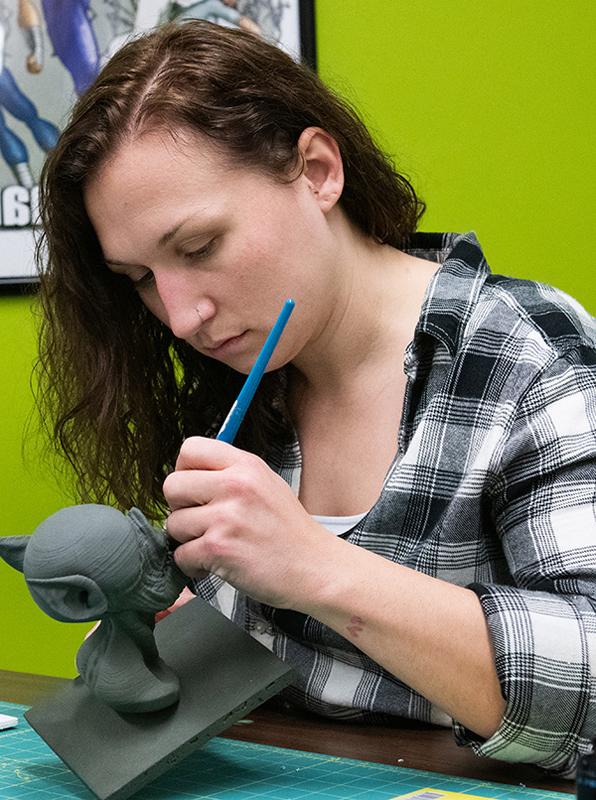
[0, 0, 313, 282]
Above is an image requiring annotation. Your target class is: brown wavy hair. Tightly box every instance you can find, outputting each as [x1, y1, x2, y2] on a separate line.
[34, 19, 425, 520]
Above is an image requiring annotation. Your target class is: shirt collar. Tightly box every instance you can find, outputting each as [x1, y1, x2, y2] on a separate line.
[405, 231, 491, 357]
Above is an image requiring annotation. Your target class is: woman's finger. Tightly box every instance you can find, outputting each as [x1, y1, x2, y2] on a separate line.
[175, 436, 246, 471]
[173, 537, 212, 579]
[163, 468, 222, 510]
[165, 505, 210, 544]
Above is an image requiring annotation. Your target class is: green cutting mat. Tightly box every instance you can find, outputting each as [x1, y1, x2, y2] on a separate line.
[0, 702, 570, 800]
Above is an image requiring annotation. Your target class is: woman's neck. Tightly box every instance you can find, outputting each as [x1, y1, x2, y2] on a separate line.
[290, 222, 439, 399]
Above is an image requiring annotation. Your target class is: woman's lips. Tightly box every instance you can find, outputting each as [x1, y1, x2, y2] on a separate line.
[204, 330, 249, 356]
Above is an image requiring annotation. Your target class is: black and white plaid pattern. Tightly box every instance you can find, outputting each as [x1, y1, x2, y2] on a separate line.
[194, 232, 596, 776]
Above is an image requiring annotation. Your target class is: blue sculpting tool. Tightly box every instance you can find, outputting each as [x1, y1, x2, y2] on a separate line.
[216, 298, 295, 444]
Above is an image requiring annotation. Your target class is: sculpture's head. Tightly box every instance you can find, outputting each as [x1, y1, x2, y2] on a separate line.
[0, 505, 183, 622]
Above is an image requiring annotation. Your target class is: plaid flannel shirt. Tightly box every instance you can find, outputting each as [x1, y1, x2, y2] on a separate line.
[194, 231, 596, 776]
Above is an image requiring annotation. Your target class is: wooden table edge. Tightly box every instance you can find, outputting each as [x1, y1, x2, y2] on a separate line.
[0, 669, 573, 794]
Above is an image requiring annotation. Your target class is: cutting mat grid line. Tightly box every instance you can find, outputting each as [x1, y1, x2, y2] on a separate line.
[0, 702, 569, 800]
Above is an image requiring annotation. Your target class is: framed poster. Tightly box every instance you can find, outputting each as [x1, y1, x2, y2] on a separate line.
[0, 0, 316, 284]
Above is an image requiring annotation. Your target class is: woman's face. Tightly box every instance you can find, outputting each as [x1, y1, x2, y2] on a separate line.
[84, 129, 339, 374]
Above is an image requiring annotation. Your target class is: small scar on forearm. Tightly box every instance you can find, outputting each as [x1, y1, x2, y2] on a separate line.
[346, 615, 364, 638]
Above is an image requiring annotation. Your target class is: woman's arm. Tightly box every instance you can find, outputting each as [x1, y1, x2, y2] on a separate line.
[296, 537, 506, 738]
[164, 437, 505, 738]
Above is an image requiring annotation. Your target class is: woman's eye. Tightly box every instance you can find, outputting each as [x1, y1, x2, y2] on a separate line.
[183, 239, 216, 262]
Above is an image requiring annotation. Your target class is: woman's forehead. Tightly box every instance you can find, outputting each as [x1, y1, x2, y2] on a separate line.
[83, 129, 298, 263]
[86, 124, 295, 220]
[98, 127, 231, 181]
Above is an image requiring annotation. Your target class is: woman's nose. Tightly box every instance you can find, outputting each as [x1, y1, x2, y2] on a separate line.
[156, 275, 215, 340]
[167, 301, 215, 340]
[167, 304, 202, 340]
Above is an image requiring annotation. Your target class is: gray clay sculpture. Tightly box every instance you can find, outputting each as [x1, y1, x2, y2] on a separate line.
[0, 505, 187, 713]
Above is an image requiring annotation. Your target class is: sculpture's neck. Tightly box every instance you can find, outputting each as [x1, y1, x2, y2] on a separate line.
[105, 610, 158, 661]
[76, 609, 181, 712]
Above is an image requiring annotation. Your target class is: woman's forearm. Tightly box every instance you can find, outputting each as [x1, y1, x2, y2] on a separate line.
[299, 537, 506, 738]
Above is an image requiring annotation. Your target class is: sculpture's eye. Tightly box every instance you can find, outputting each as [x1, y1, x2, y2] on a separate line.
[79, 590, 89, 607]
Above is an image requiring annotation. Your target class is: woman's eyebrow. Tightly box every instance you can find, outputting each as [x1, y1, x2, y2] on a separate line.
[104, 210, 216, 264]
[157, 218, 189, 248]
[157, 209, 212, 248]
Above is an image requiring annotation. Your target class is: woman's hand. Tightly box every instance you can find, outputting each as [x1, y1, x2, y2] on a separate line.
[163, 436, 332, 609]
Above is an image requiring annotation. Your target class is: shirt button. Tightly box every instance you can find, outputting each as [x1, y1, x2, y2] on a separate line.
[255, 622, 268, 634]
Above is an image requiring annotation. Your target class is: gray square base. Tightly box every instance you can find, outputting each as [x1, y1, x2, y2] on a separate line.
[25, 597, 294, 800]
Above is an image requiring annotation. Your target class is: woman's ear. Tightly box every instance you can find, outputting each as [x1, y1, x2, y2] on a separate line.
[0, 536, 29, 573]
[297, 126, 344, 212]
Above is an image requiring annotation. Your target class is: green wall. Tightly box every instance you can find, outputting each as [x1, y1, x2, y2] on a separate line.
[1, 1, 594, 678]
[317, 0, 595, 308]
[1, 295, 88, 677]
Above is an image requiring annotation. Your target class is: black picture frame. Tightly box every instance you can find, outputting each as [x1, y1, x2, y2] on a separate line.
[299, 0, 317, 72]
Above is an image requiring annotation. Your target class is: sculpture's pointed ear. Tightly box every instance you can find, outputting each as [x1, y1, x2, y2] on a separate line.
[27, 575, 108, 623]
[0, 536, 29, 573]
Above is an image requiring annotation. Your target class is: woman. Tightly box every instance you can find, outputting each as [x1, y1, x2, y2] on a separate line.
[36, 20, 596, 775]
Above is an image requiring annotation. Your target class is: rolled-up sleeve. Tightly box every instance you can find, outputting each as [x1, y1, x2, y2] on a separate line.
[455, 347, 596, 775]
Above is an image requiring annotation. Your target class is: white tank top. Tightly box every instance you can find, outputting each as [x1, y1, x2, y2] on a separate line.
[312, 512, 367, 536]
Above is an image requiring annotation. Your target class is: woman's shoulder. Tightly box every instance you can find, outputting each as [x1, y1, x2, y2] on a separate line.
[414, 230, 594, 376]
[479, 272, 596, 360]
